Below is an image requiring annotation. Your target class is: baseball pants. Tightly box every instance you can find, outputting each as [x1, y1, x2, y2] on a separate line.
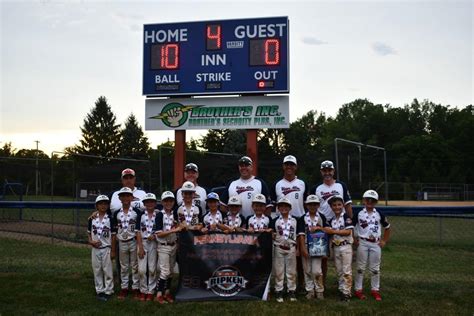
[273, 245, 297, 292]
[302, 256, 324, 294]
[91, 247, 114, 295]
[138, 239, 157, 294]
[333, 244, 353, 296]
[158, 244, 177, 281]
[118, 239, 139, 290]
[355, 239, 382, 291]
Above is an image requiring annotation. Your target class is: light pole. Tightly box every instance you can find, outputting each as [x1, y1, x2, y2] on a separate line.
[35, 140, 40, 196]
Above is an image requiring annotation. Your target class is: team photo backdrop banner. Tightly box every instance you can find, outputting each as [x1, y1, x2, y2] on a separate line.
[145, 95, 289, 130]
[175, 231, 273, 302]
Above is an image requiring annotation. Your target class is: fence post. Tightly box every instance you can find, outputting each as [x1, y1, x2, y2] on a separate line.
[438, 216, 443, 246]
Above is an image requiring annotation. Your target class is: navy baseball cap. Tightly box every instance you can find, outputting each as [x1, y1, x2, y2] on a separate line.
[238, 156, 253, 165]
[320, 160, 335, 169]
[185, 163, 198, 172]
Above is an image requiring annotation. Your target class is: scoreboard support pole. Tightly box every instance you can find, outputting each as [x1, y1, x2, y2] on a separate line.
[246, 129, 258, 176]
[174, 130, 186, 190]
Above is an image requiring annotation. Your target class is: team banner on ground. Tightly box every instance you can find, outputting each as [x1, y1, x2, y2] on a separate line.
[145, 96, 289, 130]
[175, 231, 273, 302]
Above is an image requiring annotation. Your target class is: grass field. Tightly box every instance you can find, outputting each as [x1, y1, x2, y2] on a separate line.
[0, 236, 473, 315]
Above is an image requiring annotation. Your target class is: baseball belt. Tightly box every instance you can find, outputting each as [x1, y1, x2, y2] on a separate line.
[159, 241, 176, 246]
[360, 237, 379, 243]
[120, 237, 136, 243]
[332, 240, 349, 247]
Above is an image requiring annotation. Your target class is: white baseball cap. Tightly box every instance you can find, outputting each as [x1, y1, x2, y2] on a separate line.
[227, 195, 242, 206]
[117, 187, 133, 195]
[95, 195, 110, 204]
[305, 195, 320, 204]
[251, 193, 266, 204]
[363, 190, 379, 201]
[161, 191, 175, 200]
[283, 155, 297, 165]
[320, 160, 335, 170]
[121, 168, 136, 178]
[327, 195, 344, 205]
[181, 181, 196, 192]
[277, 197, 292, 207]
[142, 193, 157, 202]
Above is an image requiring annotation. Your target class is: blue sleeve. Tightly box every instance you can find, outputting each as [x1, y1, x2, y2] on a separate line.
[156, 212, 164, 231]
[111, 212, 118, 233]
[379, 211, 390, 228]
[303, 180, 309, 200]
[259, 178, 271, 203]
[296, 216, 305, 234]
[339, 181, 352, 204]
[135, 213, 142, 231]
[270, 181, 278, 204]
[245, 215, 252, 229]
[320, 213, 329, 227]
[197, 205, 204, 224]
[269, 218, 276, 231]
[87, 218, 92, 233]
[240, 214, 247, 228]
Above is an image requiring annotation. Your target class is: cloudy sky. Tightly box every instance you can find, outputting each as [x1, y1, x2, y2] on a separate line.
[1, 0, 472, 155]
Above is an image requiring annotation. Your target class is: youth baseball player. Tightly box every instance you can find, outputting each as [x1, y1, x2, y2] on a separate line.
[246, 194, 272, 232]
[155, 191, 182, 304]
[201, 192, 226, 233]
[222, 195, 246, 233]
[175, 163, 207, 208]
[324, 195, 354, 302]
[110, 168, 147, 213]
[353, 190, 391, 301]
[222, 156, 272, 218]
[299, 194, 327, 300]
[88, 195, 114, 301]
[112, 187, 141, 300]
[176, 181, 204, 231]
[270, 197, 305, 302]
[136, 193, 159, 301]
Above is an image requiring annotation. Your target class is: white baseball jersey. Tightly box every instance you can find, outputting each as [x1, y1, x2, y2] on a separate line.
[88, 212, 113, 247]
[328, 213, 354, 245]
[155, 210, 179, 243]
[270, 215, 305, 246]
[353, 208, 390, 241]
[246, 214, 271, 230]
[176, 185, 207, 209]
[314, 181, 352, 220]
[176, 204, 203, 226]
[226, 176, 270, 218]
[274, 177, 307, 217]
[112, 208, 140, 241]
[223, 213, 246, 229]
[110, 187, 147, 212]
[203, 210, 224, 229]
[136, 210, 158, 239]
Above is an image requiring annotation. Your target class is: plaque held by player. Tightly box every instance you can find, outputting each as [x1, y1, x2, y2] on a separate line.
[307, 231, 329, 257]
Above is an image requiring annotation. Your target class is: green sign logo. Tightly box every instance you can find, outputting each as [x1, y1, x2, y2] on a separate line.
[149, 102, 194, 127]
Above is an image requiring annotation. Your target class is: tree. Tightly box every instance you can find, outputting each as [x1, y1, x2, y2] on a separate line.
[67, 96, 121, 158]
[15, 149, 49, 159]
[0, 142, 15, 157]
[119, 113, 150, 159]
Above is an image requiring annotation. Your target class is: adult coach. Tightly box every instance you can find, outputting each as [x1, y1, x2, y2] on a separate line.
[110, 168, 147, 213]
[312, 160, 353, 284]
[272, 155, 308, 218]
[175, 163, 207, 208]
[222, 156, 271, 218]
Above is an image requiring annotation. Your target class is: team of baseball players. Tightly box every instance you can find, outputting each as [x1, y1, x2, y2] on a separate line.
[88, 157, 391, 303]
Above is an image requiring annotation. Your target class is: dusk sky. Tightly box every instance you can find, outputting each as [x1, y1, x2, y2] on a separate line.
[1, 0, 472, 155]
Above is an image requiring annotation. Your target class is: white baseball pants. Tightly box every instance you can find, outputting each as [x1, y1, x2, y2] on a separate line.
[355, 239, 382, 291]
[138, 239, 157, 294]
[118, 239, 139, 290]
[302, 256, 324, 293]
[91, 247, 114, 295]
[333, 244, 353, 296]
[158, 244, 177, 281]
[273, 245, 297, 292]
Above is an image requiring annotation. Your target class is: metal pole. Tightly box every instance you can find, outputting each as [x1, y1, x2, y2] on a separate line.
[347, 155, 350, 181]
[358, 145, 362, 185]
[335, 139, 340, 181]
[384, 150, 388, 206]
[35, 140, 40, 195]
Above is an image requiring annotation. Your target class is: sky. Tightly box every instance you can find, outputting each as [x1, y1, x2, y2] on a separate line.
[1, 0, 472, 156]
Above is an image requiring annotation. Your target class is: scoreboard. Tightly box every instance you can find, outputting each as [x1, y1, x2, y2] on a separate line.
[143, 17, 289, 96]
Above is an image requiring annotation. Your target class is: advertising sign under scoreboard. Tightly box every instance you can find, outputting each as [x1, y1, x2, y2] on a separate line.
[143, 17, 289, 96]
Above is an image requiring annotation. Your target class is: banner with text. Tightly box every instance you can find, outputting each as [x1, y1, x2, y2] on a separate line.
[175, 231, 273, 302]
[145, 96, 289, 130]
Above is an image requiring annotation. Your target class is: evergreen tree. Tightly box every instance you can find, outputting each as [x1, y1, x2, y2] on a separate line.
[67, 96, 121, 158]
[0, 142, 15, 157]
[119, 113, 150, 159]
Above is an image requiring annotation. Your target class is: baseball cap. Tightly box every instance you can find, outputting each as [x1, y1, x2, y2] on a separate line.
[283, 155, 297, 165]
[227, 195, 242, 206]
[185, 163, 198, 172]
[95, 195, 110, 204]
[121, 168, 136, 178]
[161, 191, 175, 200]
[320, 160, 335, 170]
[363, 190, 379, 201]
[117, 187, 133, 195]
[277, 197, 292, 207]
[327, 195, 344, 205]
[142, 193, 157, 202]
[305, 195, 320, 204]
[238, 156, 253, 165]
[181, 181, 196, 192]
[206, 192, 220, 201]
[251, 193, 266, 204]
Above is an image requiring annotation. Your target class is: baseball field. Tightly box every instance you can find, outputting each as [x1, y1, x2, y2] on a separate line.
[1, 213, 473, 315]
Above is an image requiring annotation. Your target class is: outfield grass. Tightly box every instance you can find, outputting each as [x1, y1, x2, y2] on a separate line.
[0, 237, 473, 315]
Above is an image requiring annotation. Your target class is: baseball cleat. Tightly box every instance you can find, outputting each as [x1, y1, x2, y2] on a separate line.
[316, 292, 324, 300]
[117, 289, 128, 300]
[145, 294, 154, 301]
[305, 290, 314, 300]
[154, 295, 167, 304]
[354, 290, 367, 300]
[138, 293, 146, 301]
[371, 290, 382, 301]
[96, 293, 108, 302]
[288, 291, 297, 302]
[275, 291, 284, 303]
[164, 293, 174, 303]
